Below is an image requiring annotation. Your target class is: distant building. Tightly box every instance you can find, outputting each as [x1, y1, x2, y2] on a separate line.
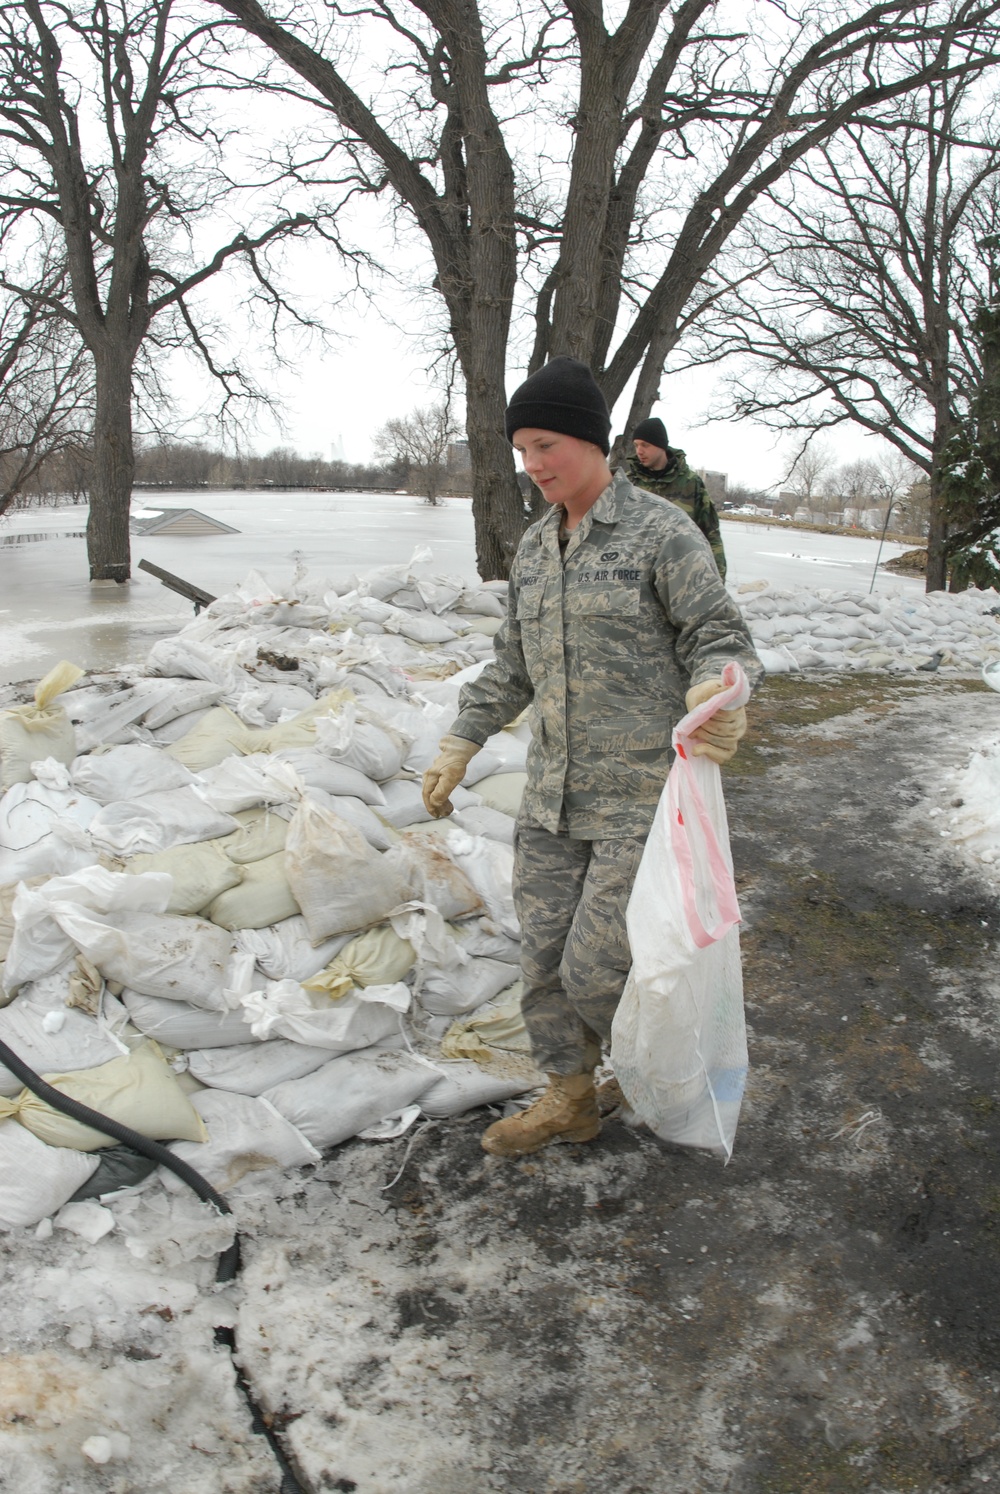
[696, 469, 727, 503]
[130, 507, 240, 537]
[447, 440, 472, 474]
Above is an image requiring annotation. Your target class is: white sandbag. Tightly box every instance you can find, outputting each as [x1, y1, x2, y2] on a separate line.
[263, 1048, 438, 1149]
[240, 983, 405, 1051]
[206, 852, 300, 931]
[123, 988, 255, 1048]
[0, 771, 102, 851]
[3, 867, 173, 994]
[0, 877, 46, 978]
[443, 829, 519, 937]
[0, 971, 127, 1097]
[0, 661, 83, 790]
[419, 1060, 536, 1118]
[469, 772, 526, 818]
[377, 777, 479, 829]
[127, 840, 243, 917]
[0, 1121, 100, 1228]
[236, 682, 317, 724]
[418, 954, 520, 1017]
[387, 612, 459, 645]
[483, 731, 528, 772]
[141, 679, 225, 729]
[383, 833, 483, 920]
[314, 707, 409, 781]
[55, 907, 231, 1009]
[450, 805, 515, 846]
[455, 917, 521, 962]
[71, 744, 194, 804]
[319, 793, 395, 852]
[88, 786, 239, 857]
[235, 918, 352, 983]
[285, 798, 410, 943]
[455, 586, 505, 618]
[162, 1090, 319, 1192]
[192, 754, 305, 814]
[186, 1039, 335, 1096]
[146, 634, 255, 692]
[273, 748, 386, 805]
[0, 824, 98, 886]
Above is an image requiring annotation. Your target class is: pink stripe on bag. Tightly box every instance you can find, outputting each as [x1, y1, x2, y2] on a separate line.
[667, 662, 747, 948]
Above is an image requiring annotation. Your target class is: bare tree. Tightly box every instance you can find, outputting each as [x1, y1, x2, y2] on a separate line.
[207, 0, 1000, 577]
[692, 45, 1000, 588]
[376, 402, 460, 503]
[0, 272, 92, 518]
[0, 0, 344, 580]
[785, 442, 835, 516]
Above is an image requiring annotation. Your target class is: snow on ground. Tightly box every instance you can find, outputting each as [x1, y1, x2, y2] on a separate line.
[0, 497, 998, 1492]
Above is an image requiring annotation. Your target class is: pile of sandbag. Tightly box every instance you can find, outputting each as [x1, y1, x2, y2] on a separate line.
[737, 582, 1000, 674]
[0, 552, 541, 1229]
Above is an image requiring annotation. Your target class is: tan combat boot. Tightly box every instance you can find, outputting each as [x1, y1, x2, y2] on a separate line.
[481, 1073, 600, 1157]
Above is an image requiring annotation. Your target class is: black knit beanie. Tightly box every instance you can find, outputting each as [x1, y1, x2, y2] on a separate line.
[505, 356, 611, 454]
[632, 416, 668, 451]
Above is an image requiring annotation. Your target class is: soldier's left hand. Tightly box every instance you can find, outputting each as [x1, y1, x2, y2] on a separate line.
[684, 677, 747, 764]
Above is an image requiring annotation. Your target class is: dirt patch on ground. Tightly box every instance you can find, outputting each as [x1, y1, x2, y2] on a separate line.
[221, 673, 1000, 1493]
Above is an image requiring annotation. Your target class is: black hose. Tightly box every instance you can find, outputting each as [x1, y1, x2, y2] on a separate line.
[0, 1033, 239, 1279]
[0, 1032, 312, 1490]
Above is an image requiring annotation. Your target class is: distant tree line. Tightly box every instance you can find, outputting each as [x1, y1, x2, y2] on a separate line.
[1, 436, 479, 504]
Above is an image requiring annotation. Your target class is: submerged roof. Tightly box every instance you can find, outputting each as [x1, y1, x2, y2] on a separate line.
[130, 507, 240, 537]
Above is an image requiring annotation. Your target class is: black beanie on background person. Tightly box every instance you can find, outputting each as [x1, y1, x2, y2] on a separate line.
[504, 356, 611, 454]
[632, 416, 668, 452]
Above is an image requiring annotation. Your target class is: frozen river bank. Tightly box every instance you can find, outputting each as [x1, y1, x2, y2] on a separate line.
[0, 492, 922, 685]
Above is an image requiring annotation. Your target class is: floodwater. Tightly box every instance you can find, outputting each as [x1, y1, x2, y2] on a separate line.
[0, 490, 921, 687]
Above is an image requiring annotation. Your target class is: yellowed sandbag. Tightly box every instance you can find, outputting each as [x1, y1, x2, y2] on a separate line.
[219, 808, 289, 864]
[0, 1040, 208, 1150]
[207, 851, 300, 931]
[127, 840, 243, 916]
[0, 661, 84, 788]
[304, 924, 415, 1000]
[472, 772, 526, 818]
[165, 690, 353, 772]
[441, 985, 530, 1061]
[163, 706, 248, 770]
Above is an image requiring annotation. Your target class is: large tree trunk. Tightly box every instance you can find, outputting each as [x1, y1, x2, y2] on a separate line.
[87, 354, 133, 582]
[925, 464, 949, 593]
[466, 375, 524, 580]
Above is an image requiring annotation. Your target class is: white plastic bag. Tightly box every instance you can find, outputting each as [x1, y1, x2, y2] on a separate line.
[610, 662, 750, 1160]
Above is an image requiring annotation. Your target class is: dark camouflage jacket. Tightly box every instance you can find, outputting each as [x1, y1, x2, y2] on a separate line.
[451, 470, 761, 838]
[626, 449, 726, 579]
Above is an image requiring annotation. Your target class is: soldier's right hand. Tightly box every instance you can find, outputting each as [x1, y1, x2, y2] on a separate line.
[421, 735, 482, 818]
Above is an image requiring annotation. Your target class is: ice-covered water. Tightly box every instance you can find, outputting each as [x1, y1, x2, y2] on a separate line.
[0, 492, 921, 685]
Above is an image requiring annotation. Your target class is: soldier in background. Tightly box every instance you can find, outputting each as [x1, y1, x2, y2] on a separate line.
[627, 416, 727, 579]
[422, 357, 760, 1158]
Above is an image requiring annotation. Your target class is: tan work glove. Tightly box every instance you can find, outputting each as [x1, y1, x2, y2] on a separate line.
[684, 678, 747, 765]
[421, 734, 481, 818]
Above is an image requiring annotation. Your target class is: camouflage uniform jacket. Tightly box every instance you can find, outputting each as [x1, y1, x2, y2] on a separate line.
[450, 469, 761, 838]
[626, 449, 727, 579]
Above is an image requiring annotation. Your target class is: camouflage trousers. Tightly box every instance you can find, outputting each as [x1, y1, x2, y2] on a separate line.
[513, 818, 648, 1075]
